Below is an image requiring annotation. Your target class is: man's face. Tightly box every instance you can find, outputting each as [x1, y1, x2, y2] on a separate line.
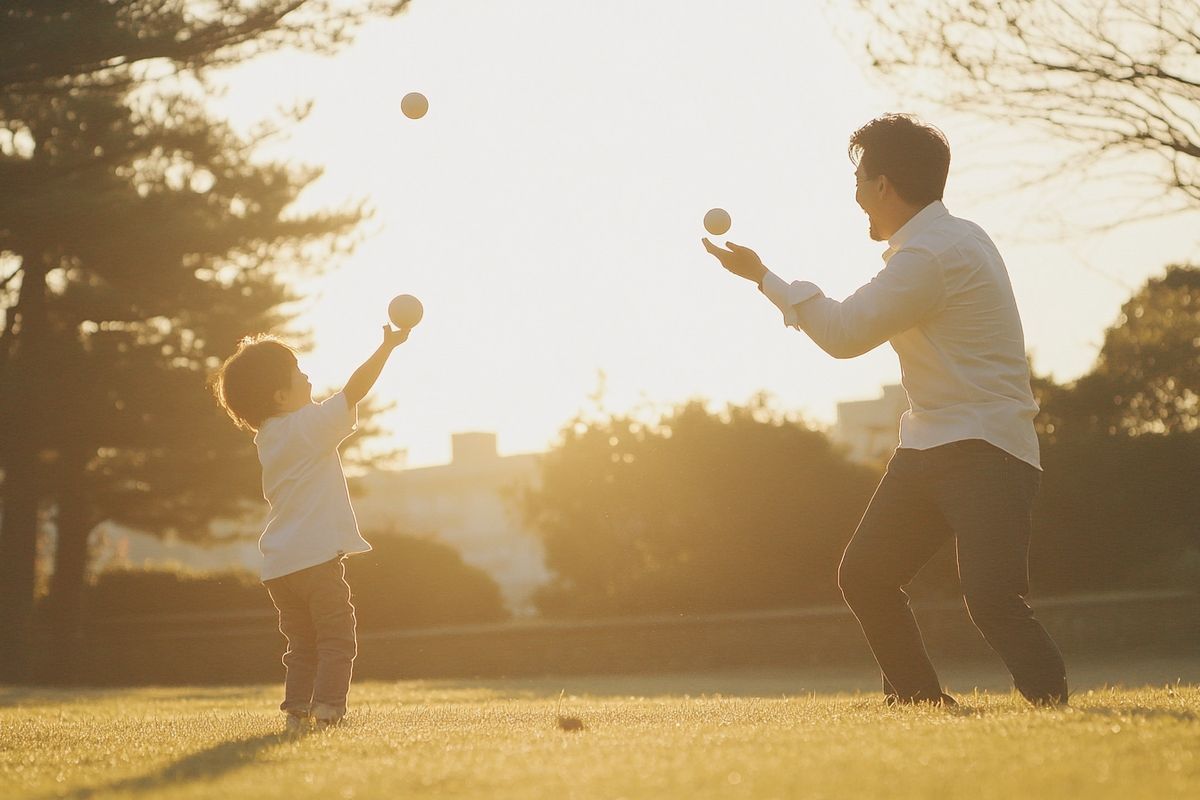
[854, 164, 886, 241]
[275, 362, 313, 413]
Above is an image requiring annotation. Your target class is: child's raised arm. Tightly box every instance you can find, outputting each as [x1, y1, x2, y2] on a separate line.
[343, 325, 409, 407]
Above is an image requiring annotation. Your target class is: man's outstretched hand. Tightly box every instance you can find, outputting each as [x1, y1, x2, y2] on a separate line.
[702, 238, 768, 285]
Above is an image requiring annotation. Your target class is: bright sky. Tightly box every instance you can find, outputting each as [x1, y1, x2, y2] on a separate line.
[210, 0, 1199, 468]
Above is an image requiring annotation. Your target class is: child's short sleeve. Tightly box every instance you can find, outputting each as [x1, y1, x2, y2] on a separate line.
[294, 392, 358, 452]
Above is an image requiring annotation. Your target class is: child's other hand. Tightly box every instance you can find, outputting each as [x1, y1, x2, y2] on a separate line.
[382, 325, 410, 349]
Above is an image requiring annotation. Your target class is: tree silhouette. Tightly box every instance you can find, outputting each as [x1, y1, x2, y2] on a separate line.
[347, 532, 509, 629]
[525, 398, 880, 617]
[0, 1, 410, 94]
[1038, 264, 1200, 440]
[0, 1, 407, 681]
[1030, 265, 1200, 594]
[847, 0, 1200, 220]
[1032, 429, 1200, 594]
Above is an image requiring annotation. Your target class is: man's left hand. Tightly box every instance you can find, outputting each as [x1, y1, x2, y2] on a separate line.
[702, 238, 768, 284]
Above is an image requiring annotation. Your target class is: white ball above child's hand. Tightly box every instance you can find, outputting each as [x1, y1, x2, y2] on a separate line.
[401, 92, 429, 120]
[388, 294, 424, 329]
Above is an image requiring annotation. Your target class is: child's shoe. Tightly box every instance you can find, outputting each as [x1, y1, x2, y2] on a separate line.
[285, 712, 311, 734]
[312, 703, 344, 731]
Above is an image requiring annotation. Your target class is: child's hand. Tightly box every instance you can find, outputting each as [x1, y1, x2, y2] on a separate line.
[382, 324, 410, 349]
[345, 327, 409, 405]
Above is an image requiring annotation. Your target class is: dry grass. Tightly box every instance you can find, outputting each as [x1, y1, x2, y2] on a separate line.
[2, 673, 1197, 799]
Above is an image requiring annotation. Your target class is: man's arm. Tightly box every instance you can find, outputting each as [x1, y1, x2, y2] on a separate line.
[343, 325, 409, 407]
[702, 238, 945, 359]
[771, 249, 945, 358]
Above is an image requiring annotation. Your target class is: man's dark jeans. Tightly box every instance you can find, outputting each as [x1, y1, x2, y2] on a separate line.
[265, 557, 358, 720]
[838, 439, 1068, 705]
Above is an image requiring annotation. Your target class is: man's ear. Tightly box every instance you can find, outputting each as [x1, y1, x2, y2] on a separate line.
[273, 388, 288, 407]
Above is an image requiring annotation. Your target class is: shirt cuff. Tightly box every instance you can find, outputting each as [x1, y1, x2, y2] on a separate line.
[759, 271, 824, 327]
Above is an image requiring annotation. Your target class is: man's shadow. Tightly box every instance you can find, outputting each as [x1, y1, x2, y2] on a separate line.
[49, 731, 297, 799]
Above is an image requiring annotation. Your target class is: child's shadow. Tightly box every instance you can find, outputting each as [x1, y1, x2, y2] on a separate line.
[52, 731, 293, 799]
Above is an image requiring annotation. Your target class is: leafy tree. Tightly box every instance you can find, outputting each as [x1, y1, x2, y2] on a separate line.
[1028, 265, 1200, 594]
[1032, 430, 1200, 594]
[847, 0, 1200, 217]
[347, 532, 509, 629]
[0, 1, 407, 681]
[0, 78, 347, 683]
[1038, 265, 1200, 440]
[0, 1, 410, 94]
[525, 398, 880, 617]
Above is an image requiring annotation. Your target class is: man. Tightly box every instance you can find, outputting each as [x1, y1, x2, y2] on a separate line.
[702, 114, 1068, 707]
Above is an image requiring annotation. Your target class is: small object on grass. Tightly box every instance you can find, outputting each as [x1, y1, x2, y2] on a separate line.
[555, 689, 585, 732]
[556, 715, 585, 732]
[285, 713, 310, 735]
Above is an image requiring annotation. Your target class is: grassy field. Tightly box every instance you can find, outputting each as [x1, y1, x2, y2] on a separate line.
[3, 662, 1198, 800]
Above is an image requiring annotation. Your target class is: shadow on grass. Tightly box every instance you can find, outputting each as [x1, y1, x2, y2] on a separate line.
[409, 666, 886, 700]
[0, 685, 271, 709]
[0, 687, 124, 709]
[48, 731, 293, 799]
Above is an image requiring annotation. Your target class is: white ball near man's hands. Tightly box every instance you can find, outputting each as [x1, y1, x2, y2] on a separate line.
[401, 92, 429, 120]
[704, 208, 732, 236]
[388, 294, 423, 329]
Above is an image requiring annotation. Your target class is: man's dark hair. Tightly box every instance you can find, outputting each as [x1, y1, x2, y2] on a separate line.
[212, 336, 297, 432]
[849, 114, 950, 207]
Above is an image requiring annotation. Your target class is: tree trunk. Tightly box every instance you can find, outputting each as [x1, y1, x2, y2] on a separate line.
[0, 441, 40, 682]
[0, 251, 48, 683]
[43, 446, 93, 684]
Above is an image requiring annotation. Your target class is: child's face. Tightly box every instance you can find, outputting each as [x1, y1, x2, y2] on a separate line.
[273, 362, 312, 414]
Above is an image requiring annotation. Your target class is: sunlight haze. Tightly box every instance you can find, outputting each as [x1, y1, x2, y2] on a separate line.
[208, 0, 1200, 466]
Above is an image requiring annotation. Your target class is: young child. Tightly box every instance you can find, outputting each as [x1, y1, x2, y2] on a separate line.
[213, 324, 409, 732]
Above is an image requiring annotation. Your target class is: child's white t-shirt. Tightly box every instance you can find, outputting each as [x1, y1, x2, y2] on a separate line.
[254, 391, 372, 581]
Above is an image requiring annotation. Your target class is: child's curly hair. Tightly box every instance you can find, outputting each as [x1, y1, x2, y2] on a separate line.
[211, 335, 298, 432]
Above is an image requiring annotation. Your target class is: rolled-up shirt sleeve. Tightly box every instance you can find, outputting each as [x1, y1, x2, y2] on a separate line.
[759, 247, 946, 359]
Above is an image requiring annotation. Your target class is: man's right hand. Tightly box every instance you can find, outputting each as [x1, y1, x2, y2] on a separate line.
[702, 238, 768, 285]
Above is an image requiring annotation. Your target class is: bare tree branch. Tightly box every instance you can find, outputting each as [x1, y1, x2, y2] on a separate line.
[842, 0, 1200, 228]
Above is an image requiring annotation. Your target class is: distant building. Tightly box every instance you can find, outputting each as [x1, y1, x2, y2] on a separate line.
[831, 384, 909, 466]
[353, 432, 549, 616]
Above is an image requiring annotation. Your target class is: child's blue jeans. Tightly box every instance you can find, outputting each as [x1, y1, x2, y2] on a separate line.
[265, 556, 358, 720]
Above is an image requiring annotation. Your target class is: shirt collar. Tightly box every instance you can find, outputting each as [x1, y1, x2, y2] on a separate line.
[882, 200, 949, 261]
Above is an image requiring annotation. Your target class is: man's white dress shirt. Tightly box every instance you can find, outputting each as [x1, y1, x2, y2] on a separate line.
[759, 201, 1041, 469]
